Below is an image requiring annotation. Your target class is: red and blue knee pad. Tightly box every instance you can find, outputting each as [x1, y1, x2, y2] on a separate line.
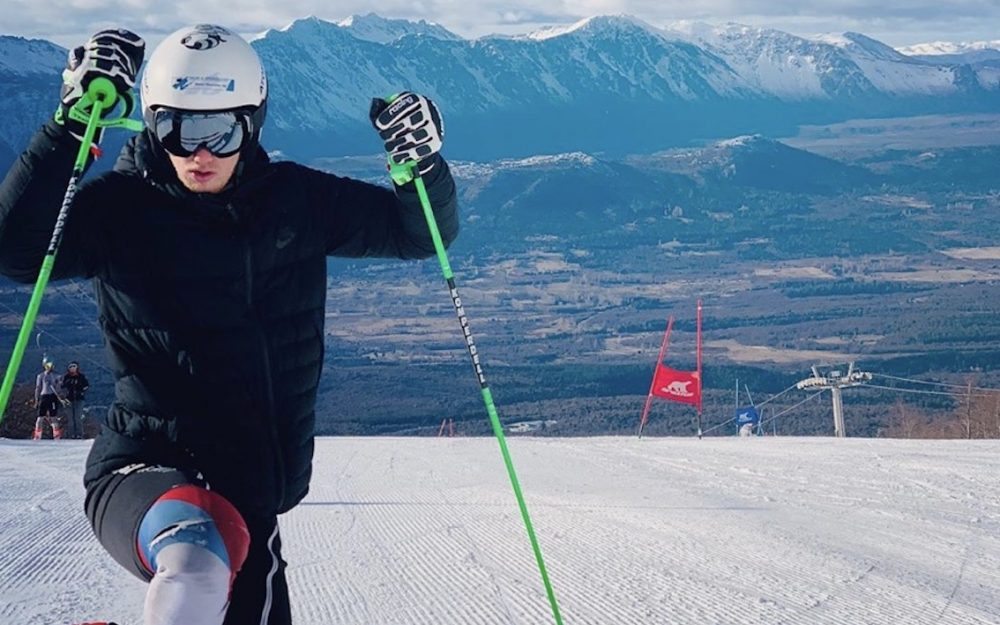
[137, 485, 250, 585]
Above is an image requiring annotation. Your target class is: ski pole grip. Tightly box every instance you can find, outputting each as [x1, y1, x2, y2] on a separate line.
[87, 77, 118, 108]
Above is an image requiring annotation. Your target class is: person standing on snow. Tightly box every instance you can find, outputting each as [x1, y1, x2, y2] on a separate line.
[34, 358, 67, 440]
[61, 361, 90, 439]
[0, 23, 457, 625]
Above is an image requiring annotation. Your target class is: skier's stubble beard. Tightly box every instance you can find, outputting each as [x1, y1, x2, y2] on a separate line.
[168, 147, 240, 194]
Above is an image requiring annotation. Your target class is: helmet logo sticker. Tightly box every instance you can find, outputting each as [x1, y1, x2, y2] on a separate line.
[171, 75, 237, 94]
[181, 24, 230, 50]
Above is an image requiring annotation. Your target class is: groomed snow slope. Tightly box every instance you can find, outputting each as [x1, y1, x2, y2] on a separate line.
[1, 436, 997, 624]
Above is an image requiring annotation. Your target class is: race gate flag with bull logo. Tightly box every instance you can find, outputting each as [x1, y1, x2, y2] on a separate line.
[637, 300, 704, 437]
[651, 365, 701, 406]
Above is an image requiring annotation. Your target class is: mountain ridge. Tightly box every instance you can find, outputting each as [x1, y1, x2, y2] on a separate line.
[1, 15, 998, 163]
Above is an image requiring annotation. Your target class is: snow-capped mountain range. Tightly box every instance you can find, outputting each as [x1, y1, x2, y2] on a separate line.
[1, 13, 998, 162]
[334, 13, 461, 44]
[898, 40, 1000, 67]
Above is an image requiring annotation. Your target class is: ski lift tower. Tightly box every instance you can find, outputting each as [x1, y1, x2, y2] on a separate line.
[795, 362, 872, 437]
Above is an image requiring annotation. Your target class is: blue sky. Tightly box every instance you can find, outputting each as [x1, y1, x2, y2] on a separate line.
[5, 0, 999, 50]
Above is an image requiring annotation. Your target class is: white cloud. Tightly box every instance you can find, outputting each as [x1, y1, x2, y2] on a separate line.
[5, 0, 1000, 49]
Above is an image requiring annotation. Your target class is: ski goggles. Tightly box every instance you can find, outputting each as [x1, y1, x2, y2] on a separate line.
[150, 108, 252, 158]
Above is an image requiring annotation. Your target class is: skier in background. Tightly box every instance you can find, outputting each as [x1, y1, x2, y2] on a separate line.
[0, 24, 456, 625]
[61, 361, 90, 439]
[34, 358, 67, 440]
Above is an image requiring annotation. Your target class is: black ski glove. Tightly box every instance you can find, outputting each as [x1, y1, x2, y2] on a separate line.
[369, 92, 444, 176]
[57, 29, 145, 147]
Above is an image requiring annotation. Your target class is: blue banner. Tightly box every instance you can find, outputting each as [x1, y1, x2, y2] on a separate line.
[736, 406, 760, 426]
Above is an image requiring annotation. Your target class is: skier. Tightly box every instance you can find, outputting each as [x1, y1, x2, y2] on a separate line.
[0, 24, 456, 625]
[61, 361, 90, 438]
[34, 358, 67, 440]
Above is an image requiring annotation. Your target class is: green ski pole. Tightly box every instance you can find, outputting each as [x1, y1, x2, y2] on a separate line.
[375, 96, 563, 625]
[0, 77, 142, 425]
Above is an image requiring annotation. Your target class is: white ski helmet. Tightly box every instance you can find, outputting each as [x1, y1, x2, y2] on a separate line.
[141, 24, 267, 146]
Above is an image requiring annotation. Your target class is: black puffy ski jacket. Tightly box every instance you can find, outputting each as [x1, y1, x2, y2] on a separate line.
[0, 120, 458, 516]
